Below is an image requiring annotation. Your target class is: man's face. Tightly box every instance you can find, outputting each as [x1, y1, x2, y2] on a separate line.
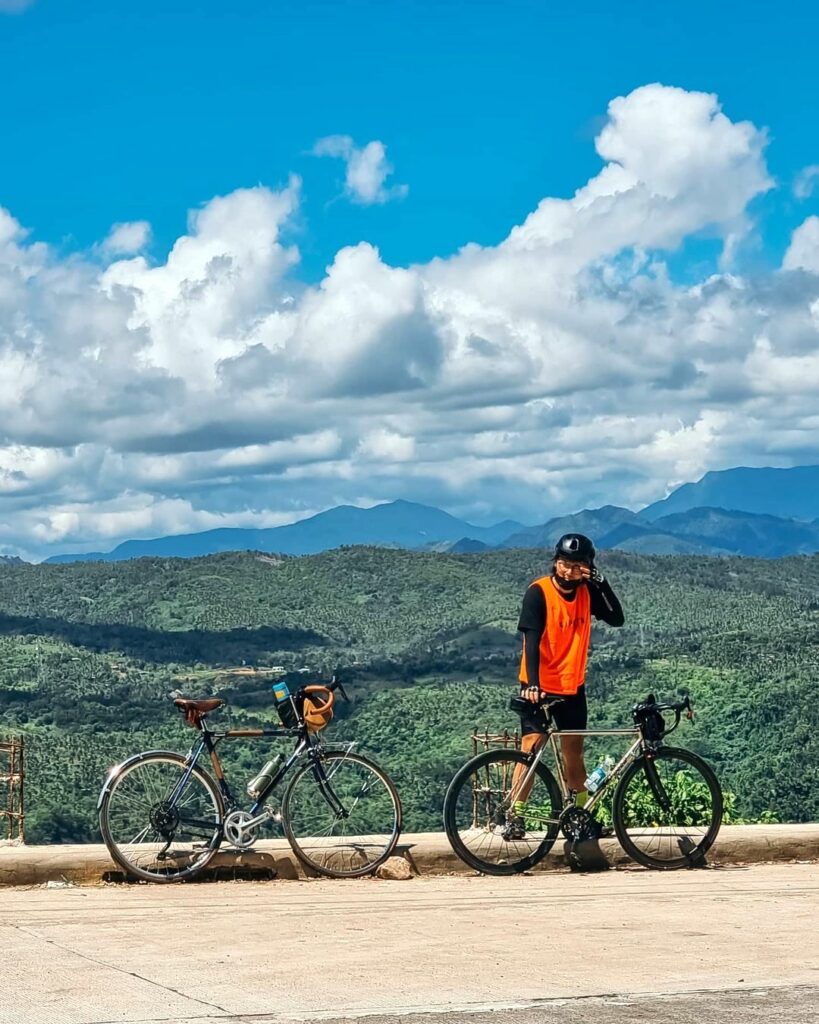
[554, 557, 591, 584]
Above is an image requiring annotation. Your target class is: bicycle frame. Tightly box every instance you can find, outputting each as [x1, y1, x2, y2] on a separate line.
[508, 724, 643, 816]
[170, 723, 308, 820]
[175, 720, 360, 826]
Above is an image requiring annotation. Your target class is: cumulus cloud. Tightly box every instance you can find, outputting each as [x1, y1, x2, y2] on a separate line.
[794, 165, 819, 200]
[313, 135, 408, 204]
[1, 83, 818, 558]
[784, 217, 819, 273]
[102, 221, 152, 257]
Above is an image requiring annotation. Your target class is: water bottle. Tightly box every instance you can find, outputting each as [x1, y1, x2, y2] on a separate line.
[585, 755, 616, 794]
[247, 754, 283, 799]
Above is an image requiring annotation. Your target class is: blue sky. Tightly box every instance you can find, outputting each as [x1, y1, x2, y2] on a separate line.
[2, 0, 817, 275]
[0, 0, 818, 558]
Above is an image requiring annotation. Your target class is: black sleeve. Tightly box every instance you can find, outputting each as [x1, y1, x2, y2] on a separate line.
[518, 583, 546, 632]
[518, 584, 546, 687]
[588, 577, 625, 626]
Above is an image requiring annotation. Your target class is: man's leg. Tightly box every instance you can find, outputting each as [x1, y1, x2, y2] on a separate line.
[510, 732, 545, 804]
[552, 688, 588, 799]
[560, 734, 587, 795]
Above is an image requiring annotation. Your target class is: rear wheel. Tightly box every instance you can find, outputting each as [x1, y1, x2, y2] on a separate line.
[283, 751, 402, 878]
[443, 749, 562, 875]
[99, 752, 224, 882]
[612, 746, 723, 870]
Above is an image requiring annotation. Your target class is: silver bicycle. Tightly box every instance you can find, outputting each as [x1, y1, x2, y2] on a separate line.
[443, 693, 723, 873]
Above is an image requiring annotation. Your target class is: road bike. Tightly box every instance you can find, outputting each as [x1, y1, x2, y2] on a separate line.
[443, 693, 722, 873]
[98, 676, 402, 882]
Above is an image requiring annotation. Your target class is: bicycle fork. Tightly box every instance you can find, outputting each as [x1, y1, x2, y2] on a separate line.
[308, 757, 349, 819]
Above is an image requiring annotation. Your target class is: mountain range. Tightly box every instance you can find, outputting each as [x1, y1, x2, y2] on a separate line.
[45, 501, 524, 564]
[41, 464, 819, 564]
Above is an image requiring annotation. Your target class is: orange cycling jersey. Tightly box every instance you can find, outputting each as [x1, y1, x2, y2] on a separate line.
[518, 576, 591, 696]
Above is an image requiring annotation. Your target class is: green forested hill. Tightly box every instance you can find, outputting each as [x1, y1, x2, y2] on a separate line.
[0, 547, 817, 842]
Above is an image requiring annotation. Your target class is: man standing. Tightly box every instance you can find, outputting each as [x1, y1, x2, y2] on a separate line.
[511, 533, 624, 835]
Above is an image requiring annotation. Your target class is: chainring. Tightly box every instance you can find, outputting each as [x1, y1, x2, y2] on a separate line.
[223, 810, 259, 850]
[559, 806, 598, 842]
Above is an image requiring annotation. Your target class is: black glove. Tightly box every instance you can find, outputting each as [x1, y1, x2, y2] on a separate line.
[589, 566, 605, 585]
[521, 684, 541, 703]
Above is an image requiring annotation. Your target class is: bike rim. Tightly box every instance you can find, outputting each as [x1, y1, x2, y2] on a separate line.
[102, 755, 222, 881]
[615, 750, 721, 866]
[284, 753, 400, 877]
[447, 753, 560, 872]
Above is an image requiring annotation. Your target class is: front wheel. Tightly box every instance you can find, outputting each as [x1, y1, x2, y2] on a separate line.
[282, 751, 402, 878]
[443, 749, 562, 875]
[99, 751, 224, 883]
[612, 746, 723, 870]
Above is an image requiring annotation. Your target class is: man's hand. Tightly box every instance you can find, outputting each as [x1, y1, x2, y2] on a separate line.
[589, 566, 605, 584]
[521, 685, 541, 703]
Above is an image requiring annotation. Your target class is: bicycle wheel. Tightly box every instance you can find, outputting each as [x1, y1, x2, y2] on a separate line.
[283, 751, 402, 878]
[612, 746, 723, 870]
[99, 751, 224, 883]
[443, 749, 562, 876]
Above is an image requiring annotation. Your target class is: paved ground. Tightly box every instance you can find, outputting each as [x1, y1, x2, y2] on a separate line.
[0, 863, 817, 1024]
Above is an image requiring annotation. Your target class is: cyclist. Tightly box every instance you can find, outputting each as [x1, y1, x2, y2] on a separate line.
[510, 533, 624, 837]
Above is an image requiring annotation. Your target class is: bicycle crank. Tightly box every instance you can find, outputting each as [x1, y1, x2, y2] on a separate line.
[559, 806, 599, 842]
[223, 810, 260, 850]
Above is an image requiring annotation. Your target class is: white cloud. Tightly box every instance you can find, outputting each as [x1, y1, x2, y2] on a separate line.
[100, 180, 302, 384]
[313, 135, 408, 204]
[357, 429, 416, 462]
[1, 83, 818, 558]
[794, 165, 819, 200]
[783, 216, 819, 273]
[102, 221, 151, 257]
[27, 492, 310, 547]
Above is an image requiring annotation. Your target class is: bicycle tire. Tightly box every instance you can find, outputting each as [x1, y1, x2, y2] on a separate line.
[99, 751, 224, 883]
[443, 749, 562, 876]
[282, 751, 402, 878]
[612, 746, 723, 870]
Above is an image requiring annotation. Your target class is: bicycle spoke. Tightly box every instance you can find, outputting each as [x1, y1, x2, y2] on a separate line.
[444, 750, 561, 875]
[101, 755, 223, 882]
[614, 748, 722, 869]
[284, 753, 400, 878]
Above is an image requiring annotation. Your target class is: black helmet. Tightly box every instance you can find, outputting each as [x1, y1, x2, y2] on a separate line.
[553, 533, 595, 565]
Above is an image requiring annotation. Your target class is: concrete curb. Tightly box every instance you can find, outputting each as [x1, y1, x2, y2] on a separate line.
[1, 824, 817, 886]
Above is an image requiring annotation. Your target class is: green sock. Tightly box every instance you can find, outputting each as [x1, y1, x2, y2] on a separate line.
[575, 790, 589, 808]
[513, 800, 527, 815]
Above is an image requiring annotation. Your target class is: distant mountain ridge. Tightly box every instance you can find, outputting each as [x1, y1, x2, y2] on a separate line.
[641, 465, 819, 521]
[499, 505, 639, 550]
[45, 501, 525, 564]
[43, 464, 819, 564]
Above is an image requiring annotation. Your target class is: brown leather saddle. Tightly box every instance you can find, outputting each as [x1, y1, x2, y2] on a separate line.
[174, 697, 225, 729]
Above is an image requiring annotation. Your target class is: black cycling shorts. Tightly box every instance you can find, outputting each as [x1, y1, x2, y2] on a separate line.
[519, 686, 587, 735]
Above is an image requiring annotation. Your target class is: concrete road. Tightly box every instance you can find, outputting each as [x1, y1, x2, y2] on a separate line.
[0, 864, 817, 1024]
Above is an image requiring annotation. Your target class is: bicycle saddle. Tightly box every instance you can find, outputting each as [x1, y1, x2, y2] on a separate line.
[174, 697, 225, 713]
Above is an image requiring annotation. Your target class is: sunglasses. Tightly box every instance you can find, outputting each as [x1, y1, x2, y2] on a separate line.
[555, 559, 590, 573]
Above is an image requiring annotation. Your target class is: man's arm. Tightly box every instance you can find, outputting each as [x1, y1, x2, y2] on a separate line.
[518, 584, 546, 693]
[588, 574, 625, 626]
